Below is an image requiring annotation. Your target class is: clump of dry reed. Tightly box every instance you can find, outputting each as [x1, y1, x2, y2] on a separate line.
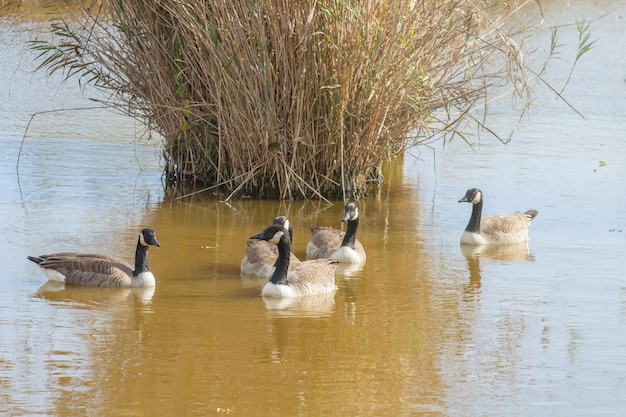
[30, 0, 543, 200]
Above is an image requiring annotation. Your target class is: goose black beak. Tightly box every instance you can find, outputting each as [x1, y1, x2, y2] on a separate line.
[250, 231, 264, 240]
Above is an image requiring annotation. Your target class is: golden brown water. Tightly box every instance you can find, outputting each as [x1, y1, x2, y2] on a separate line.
[20, 175, 456, 416]
[89, 167, 452, 416]
[2, 1, 626, 416]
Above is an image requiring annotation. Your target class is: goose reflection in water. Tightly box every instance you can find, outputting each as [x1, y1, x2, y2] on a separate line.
[35, 280, 156, 307]
[262, 292, 336, 318]
[334, 261, 365, 278]
[460, 242, 534, 302]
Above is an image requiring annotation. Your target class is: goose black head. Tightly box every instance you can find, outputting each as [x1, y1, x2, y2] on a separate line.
[272, 216, 290, 230]
[341, 202, 359, 222]
[458, 188, 483, 205]
[139, 228, 161, 247]
[272, 215, 294, 242]
[250, 225, 288, 245]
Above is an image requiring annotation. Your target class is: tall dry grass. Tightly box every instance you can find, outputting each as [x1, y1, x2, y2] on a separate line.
[31, 0, 544, 200]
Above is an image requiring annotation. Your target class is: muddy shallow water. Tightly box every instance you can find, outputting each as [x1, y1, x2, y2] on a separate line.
[1, 1, 626, 416]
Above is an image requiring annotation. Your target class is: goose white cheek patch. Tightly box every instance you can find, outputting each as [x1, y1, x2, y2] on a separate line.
[269, 231, 284, 244]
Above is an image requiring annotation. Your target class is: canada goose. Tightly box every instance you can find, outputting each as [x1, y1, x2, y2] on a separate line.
[458, 188, 538, 245]
[249, 225, 337, 298]
[241, 216, 300, 278]
[27, 228, 160, 287]
[306, 202, 366, 263]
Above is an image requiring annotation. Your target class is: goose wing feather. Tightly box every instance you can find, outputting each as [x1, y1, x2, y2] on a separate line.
[65, 269, 134, 287]
[241, 241, 300, 278]
[480, 212, 535, 243]
[242, 241, 277, 265]
[306, 227, 344, 259]
[307, 227, 365, 261]
[36, 254, 134, 287]
[39, 252, 123, 261]
[286, 259, 337, 296]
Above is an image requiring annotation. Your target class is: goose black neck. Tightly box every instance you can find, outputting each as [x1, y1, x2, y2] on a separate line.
[465, 201, 482, 233]
[340, 218, 359, 249]
[274, 227, 294, 267]
[134, 241, 150, 276]
[269, 234, 291, 285]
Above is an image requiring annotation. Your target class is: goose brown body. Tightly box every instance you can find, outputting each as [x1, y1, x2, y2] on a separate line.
[306, 202, 366, 263]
